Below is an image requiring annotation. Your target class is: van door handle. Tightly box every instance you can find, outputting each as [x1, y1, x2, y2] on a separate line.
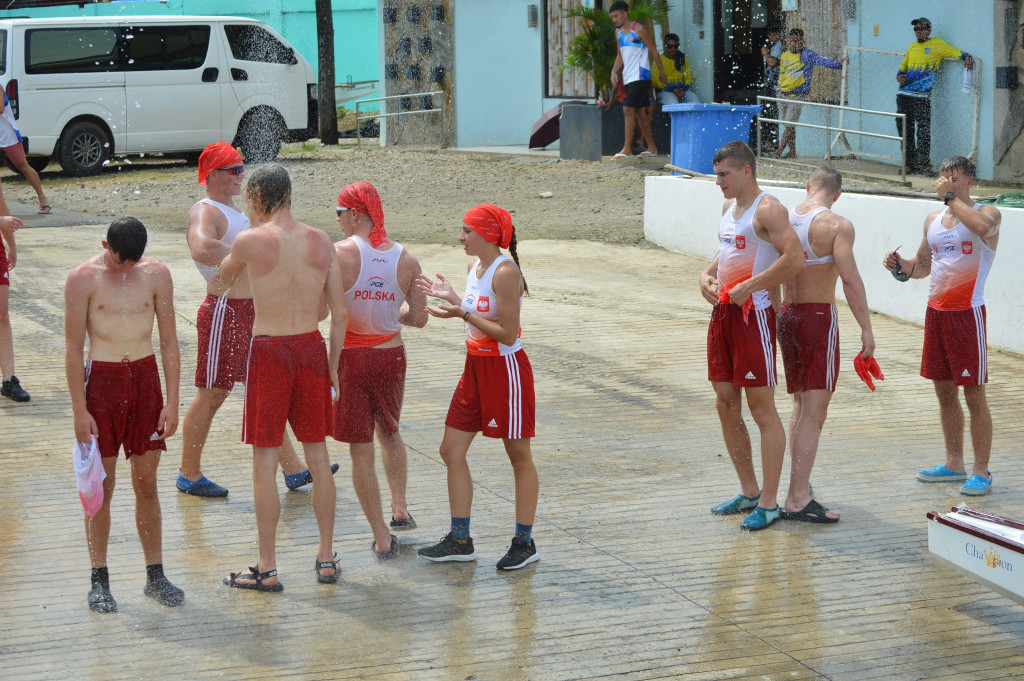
[231, 68, 248, 81]
[202, 67, 218, 82]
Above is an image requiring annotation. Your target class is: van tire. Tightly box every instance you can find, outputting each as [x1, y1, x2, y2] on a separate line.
[236, 108, 283, 163]
[58, 121, 111, 177]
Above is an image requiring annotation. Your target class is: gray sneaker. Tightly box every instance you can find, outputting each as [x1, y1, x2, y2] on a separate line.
[418, 533, 476, 562]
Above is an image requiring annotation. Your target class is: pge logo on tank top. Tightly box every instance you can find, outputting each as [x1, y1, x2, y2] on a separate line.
[354, 276, 396, 301]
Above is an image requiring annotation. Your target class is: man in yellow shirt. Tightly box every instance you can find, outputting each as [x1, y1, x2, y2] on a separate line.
[652, 33, 699, 105]
[897, 17, 973, 174]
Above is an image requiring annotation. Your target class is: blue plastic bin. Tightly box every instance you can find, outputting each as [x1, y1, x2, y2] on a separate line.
[663, 104, 761, 175]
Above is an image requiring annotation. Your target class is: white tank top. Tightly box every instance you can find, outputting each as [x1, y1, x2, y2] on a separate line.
[790, 206, 835, 266]
[191, 198, 249, 283]
[717, 193, 778, 310]
[617, 22, 651, 84]
[462, 255, 522, 357]
[927, 204, 995, 311]
[344, 235, 405, 345]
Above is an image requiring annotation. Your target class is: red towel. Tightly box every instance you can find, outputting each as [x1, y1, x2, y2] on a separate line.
[854, 351, 884, 391]
[718, 286, 755, 324]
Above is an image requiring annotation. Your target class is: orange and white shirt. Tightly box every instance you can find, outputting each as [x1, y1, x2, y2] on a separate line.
[927, 204, 995, 311]
[717, 193, 779, 310]
[462, 255, 522, 356]
[343, 235, 405, 347]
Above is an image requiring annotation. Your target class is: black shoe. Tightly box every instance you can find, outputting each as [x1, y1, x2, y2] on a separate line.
[284, 463, 340, 490]
[88, 584, 118, 613]
[496, 537, 539, 570]
[417, 533, 476, 562]
[144, 575, 184, 607]
[1, 376, 30, 402]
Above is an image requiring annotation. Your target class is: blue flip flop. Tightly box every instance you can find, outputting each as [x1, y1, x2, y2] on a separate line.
[740, 505, 781, 531]
[916, 465, 969, 483]
[711, 492, 761, 516]
[960, 473, 993, 496]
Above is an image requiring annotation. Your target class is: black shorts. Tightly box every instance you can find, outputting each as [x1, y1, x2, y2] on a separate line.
[623, 80, 651, 108]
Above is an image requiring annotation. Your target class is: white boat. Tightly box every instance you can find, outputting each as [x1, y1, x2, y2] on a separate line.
[927, 504, 1024, 605]
[334, 78, 378, 105]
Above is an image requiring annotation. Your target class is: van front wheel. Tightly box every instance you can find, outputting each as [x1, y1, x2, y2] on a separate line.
[58, 122, 111, 177]
[236, 109, 283, 163]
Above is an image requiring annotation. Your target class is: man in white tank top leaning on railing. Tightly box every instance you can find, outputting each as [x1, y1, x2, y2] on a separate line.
[883, 156, 1001, 496]
[177, 143, 338, 498]
[698, 141, 805, 531]
[332, 182, 428, 558]
[777, 166, 876, 524]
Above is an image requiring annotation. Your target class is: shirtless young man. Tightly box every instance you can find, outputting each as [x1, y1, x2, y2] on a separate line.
[65, 217, 183, 613]
[698, 141, 805, 531]
[778, 167, 875, 523]
[883, 156, 1001, 496]
[178, 142, 335, 498]
[332, 182, 428, 557]
[219, 165, 347, 592]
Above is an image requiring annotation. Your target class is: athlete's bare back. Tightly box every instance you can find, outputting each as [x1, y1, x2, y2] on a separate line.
[782, 203, 851, 305]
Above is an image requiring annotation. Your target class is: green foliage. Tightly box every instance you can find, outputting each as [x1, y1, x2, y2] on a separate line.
[560, 1, 671, 102]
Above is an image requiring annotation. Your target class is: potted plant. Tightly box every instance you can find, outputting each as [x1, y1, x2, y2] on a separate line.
[559, 1, 671, 160]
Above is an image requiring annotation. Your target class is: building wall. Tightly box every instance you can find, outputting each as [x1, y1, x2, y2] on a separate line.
[0, 0, 379, 105]
[644, 175, 1024, 353]
[451, 0, 544, 147]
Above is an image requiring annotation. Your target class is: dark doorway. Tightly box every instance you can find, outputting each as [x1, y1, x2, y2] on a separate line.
[713, 0, 781, 103]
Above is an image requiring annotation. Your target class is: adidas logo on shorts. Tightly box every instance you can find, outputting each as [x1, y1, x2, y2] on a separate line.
[487, 418, 498, 428]
[745, 371, 756, 380]
[962, 369, 971, 377]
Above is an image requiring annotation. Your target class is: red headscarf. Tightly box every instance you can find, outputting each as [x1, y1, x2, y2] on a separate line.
[337, 181, 387, 248]
[463, 204, 513, 249]
[197, 142, 243, 186]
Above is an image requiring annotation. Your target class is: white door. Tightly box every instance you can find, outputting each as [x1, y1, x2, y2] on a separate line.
[221, 22, 308, 130]
[122, 22, 222, 152]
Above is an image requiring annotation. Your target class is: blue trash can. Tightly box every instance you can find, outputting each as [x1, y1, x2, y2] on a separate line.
[664, 104, 761, 175]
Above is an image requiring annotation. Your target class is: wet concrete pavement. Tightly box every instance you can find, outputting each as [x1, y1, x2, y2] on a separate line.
[1, 224, 1023, 680]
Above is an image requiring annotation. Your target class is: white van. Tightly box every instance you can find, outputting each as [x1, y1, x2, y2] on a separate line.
[0, 15, 318, 176]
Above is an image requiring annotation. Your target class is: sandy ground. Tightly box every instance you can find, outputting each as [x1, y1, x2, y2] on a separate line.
[0, 142, 672, 245]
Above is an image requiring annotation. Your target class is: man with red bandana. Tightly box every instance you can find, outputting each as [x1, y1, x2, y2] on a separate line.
[883, 156, 1000, 496]
[177, 142, 336, 498]
[415, 204, 540, 570]
[332, 181, 428, 558]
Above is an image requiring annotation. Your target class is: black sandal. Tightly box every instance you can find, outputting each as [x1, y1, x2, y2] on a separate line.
[372, 534, 399, 560]
[780, 499, 839, 524]
[223, 564, 284, 592]
[314, 552, 340, 584]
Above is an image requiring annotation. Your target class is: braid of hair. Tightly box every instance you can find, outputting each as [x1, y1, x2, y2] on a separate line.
[508, 228, 529, 296]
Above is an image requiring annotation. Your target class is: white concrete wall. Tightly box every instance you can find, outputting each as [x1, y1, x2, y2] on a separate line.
[644, 175, 1024, 354]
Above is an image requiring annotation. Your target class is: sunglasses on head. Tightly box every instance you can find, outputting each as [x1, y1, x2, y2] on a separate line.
[336, 206, 351, 216]
[220, 165, 245, 176]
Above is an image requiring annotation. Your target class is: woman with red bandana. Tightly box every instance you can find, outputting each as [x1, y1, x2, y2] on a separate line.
[415, 204, 539, 570]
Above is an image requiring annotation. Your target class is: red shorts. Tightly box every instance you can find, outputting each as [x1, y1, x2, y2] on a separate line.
[242, 331, 332, 447]
[0, 244, 8, 286]
[922, 305, 987, 386]
[707, 303, 778, 387]
[332, 345, 406, 444]
[446, 349, 535, 439]
[778, 303, 839, 394]
[194, 295, 255, 391]
[85, 355, 166, 459]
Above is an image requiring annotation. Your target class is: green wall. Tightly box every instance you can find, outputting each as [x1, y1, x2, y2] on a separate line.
[0, 0, 379, 108]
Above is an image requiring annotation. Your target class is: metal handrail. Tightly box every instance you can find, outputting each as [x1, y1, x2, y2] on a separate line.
[355, 89, 446, 148]
[756, 95, 907, 181]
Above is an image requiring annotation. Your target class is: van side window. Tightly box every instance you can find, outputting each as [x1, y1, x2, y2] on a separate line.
[125, 25, 211, 71]
[0, 31, 7, 76]
[26, 28, 121, 74]
[224, 25, 296, 65]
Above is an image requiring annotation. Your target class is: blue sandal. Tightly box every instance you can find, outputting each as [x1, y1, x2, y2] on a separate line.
[916, 465, 968, 483]
[711, 492, 761, 516]
[740, 506, 781, 531]
[960, 473, 993, 496]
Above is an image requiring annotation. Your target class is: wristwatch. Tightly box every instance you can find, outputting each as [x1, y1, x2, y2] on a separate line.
[944, 191, 955, 205]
